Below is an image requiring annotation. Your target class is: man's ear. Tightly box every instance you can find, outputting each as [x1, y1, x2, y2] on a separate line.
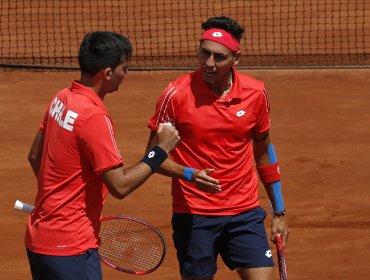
[233, 50, 241, 65]
[103, 68, 113, 80]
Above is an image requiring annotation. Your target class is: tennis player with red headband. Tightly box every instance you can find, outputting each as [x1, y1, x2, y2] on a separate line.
[146, 16, 289, 280]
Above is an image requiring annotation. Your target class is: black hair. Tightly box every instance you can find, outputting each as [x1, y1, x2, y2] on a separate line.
[78, 31, 133, 75]
[201, 16, 244, 42]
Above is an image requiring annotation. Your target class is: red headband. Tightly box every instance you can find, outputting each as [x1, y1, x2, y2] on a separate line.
[200, 28, 240, 52]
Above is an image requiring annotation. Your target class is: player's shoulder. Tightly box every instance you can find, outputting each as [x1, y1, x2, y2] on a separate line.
[171, 72, 192, 91]
[160, 72, 192, 101]
[53, 86, 70, 97]
[54, 85, 107, 117]
[236, 71, 265, 91]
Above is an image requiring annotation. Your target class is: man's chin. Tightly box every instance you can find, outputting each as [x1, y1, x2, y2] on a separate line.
[202, 72, 217, 85]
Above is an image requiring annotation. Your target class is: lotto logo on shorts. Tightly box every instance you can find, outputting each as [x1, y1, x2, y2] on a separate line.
[265, 250, 272, 258]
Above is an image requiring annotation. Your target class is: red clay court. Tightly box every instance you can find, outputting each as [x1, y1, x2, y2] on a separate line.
[1, 68, 370, 279]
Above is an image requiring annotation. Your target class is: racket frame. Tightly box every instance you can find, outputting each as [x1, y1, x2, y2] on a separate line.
[98, 215, 166, 274]
[14, 200, 166, 274]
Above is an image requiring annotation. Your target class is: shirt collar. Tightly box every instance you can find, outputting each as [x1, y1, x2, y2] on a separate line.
[193, 66, 239, 103]
[70, 81, 108, 113]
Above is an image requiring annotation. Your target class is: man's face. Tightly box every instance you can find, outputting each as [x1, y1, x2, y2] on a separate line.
[198, 40, 238, 88]
[109, 60, 129, 93]
[101, 60, 129, 95]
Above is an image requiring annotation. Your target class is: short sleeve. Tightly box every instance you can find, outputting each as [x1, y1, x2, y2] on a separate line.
[148, 82, 177, 131]
[252, 88, 271, 134]
[79, 114, 123, 174]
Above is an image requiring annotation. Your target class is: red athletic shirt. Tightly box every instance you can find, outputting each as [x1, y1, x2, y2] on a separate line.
[148, 67, 271, 215]
[25, 81, 123, 256]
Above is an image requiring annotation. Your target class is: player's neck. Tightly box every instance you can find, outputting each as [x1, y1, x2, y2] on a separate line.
[213, 72, 233, 97]
[79, 73, 106, 101]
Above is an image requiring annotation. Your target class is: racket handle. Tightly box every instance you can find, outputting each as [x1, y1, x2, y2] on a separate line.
[14, 200, 34, 214]
[275, 234, 284, 252]
[275, 234, 288, 280]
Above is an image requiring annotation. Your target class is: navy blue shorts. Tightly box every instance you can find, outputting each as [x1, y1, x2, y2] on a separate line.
[172, 207, 274, 278]
[26, 248, 102, 280]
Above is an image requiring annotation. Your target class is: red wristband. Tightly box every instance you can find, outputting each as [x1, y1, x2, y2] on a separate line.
[256, 162, 280, 183]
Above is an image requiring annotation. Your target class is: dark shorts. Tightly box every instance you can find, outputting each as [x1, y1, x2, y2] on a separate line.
[26, 248, 102, 280]
[172, 207, 274, 278]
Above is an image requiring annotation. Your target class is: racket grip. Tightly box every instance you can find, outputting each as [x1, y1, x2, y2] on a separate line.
[14, 200, 34, 214]
[276, 234, 284, 252]
[275, 234, 288, 280]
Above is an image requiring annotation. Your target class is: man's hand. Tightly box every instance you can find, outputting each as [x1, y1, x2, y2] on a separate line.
[271, 214, 289, 248]
[192, 168, 221, 193]
[156, 123, 180, 154]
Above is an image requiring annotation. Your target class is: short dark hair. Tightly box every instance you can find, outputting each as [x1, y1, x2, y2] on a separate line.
[201, 16, 244, 42]
[78, 31, 133, 75]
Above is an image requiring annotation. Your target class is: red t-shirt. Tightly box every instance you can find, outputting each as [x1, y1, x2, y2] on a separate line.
[148, 67, 271, 215]
[25, 81, 123, 255]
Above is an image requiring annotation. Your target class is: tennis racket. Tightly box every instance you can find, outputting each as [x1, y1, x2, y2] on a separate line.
[14, 200, 166, 274]
[275, 234, 288, 280]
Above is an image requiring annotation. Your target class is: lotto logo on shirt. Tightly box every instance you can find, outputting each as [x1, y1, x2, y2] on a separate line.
[49, 97, 79, 131]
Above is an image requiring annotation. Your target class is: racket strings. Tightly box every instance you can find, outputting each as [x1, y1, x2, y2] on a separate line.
[99, 217, 165, 273]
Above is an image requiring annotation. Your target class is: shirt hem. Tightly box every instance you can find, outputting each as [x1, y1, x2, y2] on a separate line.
[25, 244, 98, 256]
[172, 203, 260, 216]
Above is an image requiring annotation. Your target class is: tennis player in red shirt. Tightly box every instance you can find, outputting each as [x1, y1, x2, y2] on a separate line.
[25, 31, 180, 280]
[146, 17, 289, 280]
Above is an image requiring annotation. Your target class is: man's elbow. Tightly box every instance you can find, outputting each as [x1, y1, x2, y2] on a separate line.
[28, 158, 40, 177]
[108, 188, 129, 200]
[28, 154, 36, 164]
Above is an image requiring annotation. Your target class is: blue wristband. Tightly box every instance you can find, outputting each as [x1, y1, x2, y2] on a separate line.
[183, 167, 196, 182]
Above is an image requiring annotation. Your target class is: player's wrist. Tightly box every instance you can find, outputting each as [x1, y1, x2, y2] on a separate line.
[157, 144, 171, 154]
[273, 210, 286, 217]
[183, 167, 196, 182]
[141, 146, 168, 173]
